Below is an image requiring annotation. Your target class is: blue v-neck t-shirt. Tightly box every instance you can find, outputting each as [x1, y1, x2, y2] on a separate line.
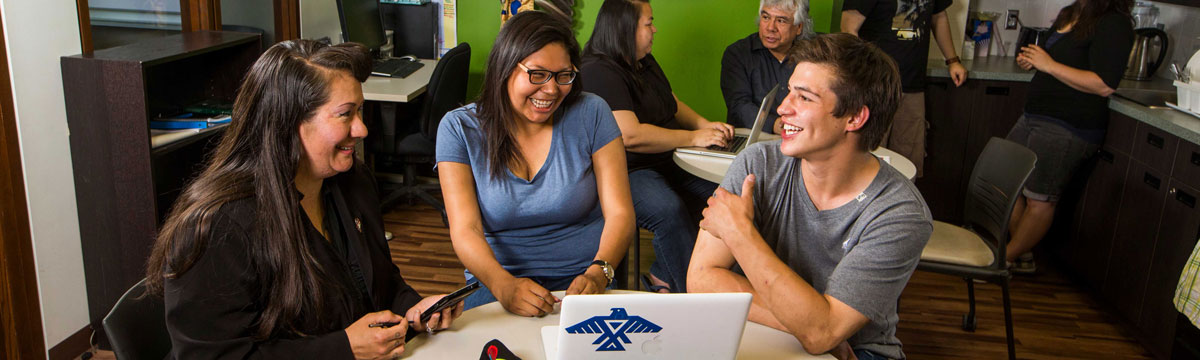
[436, 92, 623, 279]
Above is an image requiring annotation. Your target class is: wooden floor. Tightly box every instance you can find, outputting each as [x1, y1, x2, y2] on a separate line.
[384, 201, 1153, 359]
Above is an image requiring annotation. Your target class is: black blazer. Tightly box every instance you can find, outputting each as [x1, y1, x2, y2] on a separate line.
[163, 165, 422, 359]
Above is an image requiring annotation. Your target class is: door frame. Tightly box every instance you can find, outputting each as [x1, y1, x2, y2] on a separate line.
[0, 3, 46, 359]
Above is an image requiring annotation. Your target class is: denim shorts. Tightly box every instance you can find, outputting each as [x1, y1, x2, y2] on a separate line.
[1005, 114, 1099, 202]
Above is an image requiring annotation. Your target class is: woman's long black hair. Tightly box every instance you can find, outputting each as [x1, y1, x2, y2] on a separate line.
[1052, 0, 1133, 39]
[475, 10, 582, 179]
[145, 39, 372, 339]
[582, 0, 648, 76]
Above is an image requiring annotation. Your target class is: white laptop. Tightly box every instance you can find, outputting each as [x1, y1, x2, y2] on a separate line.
[541, 293, 753, 360]
[676, 84, 780, 159]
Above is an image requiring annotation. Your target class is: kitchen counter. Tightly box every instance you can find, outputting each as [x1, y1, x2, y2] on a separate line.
[928, 57, 1200, 145]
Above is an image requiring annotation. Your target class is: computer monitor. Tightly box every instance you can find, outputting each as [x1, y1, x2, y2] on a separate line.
[335, 0, 387, 57]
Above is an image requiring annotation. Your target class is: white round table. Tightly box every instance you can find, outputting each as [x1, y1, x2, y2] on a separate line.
[673, 130, 917, 184]
[401, 290, 832, 359]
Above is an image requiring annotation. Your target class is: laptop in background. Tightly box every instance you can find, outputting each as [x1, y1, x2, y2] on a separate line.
[541, 293, 752, 360]
[676, 84, 780, 159]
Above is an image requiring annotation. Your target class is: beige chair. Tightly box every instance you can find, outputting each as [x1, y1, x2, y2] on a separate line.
[918, 137, 1036, 360]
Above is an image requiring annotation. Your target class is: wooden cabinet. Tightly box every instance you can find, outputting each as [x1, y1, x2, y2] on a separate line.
[1069, 146, 1128, 289]
[61, 31, 260, 342]
[920, 78, 1029, 223]
[1104, 160, 1167, 322]
[1061, 110, 1200, 358]
[1140, 180, 1200, 358]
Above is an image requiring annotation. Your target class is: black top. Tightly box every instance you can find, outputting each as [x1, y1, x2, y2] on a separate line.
[163, 165, 423, 359]
[843, 0, 951, 92]
[720, 33, 794, 132]
[580, 54, 679, 171]
[1024, 12, 1134, 133]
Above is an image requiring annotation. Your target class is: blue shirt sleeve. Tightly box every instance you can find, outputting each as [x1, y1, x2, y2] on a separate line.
[583, 94, 623, 154]
[435, 106, 474, 165]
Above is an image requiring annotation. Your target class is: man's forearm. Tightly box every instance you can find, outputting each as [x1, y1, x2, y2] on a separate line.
[688, 264, 787, 330]
[932, 12, 959, 59]
[723, 230, 850, 354]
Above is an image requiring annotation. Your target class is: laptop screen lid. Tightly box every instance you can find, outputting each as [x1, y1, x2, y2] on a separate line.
[543, 293, 752, 360]
[742, 83, 780, 147]
[674, 84, 780, 159]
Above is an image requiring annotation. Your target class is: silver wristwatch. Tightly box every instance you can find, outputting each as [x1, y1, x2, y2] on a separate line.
[591, 259, 614, 285]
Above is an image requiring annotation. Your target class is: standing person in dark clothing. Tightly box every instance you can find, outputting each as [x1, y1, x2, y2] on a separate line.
[721, 0, 814, 134]
[145, 39, 461, 359]
[842, 0, 967, 178]
[1004, 0, 1133, 273]
[581, 0, 734, 293]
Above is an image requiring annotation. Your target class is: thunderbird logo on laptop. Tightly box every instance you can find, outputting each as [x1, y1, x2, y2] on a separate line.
[564, 308, 662, 351]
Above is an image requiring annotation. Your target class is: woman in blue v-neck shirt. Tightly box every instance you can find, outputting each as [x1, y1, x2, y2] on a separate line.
[436, 11, 636, 316]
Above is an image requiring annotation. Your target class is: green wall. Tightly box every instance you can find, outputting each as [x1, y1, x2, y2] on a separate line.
[455, 1, 841, 122]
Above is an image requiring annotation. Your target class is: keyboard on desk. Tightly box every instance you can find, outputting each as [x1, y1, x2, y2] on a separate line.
[372, 58, 425, 78]
[707, 135, 748, 152]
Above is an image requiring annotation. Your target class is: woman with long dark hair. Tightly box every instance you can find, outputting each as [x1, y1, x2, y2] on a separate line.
[146, 39, 461, 359]
[580, 0, 732, 293]
[1005, 0, 1133, 272]
[436, 10, 635, 316]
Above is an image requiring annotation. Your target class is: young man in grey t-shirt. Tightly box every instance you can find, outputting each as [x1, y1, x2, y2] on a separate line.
[688, 34, 932, 360]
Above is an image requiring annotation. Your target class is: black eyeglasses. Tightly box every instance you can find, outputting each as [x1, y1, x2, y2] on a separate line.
[518, 63, 578, 85]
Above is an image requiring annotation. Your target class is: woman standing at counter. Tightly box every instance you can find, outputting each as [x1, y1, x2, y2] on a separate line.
[1006, 0, 1133, 272]
[580, 0, 733, 293]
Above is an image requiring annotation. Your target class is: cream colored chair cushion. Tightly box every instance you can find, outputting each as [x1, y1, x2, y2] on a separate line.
[920, 220, 996, 267]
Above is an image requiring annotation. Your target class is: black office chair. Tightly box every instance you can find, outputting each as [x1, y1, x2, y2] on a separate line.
[370, 42, 470, 226]
[917, 137, 1037, 360]
[102, 278, 171, 360]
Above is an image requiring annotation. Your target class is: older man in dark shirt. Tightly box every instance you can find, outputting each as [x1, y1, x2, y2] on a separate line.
[720, 0, 813, 134]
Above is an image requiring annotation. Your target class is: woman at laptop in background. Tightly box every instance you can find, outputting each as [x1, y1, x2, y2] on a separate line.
[436, 10, 635, 316]
[144, 40, 461, 359]
[580, 0, 732, 293]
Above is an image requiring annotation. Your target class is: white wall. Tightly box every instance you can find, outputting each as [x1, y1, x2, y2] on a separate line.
[0, 0, 89, 356]
[221, 0, 274, 44]
[971, 0, 1073, 56]
[1147, 1, 1200, 81]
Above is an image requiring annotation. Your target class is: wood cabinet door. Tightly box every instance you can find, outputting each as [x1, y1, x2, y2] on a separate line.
[918, 78, 972, 223]
[1104, 160, 1168, 323]
[1071, 147, 1130, 289]
[1139, 180, 1200, 358]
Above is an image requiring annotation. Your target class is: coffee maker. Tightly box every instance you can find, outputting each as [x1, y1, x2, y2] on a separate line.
[1125, 2, 1169, 81]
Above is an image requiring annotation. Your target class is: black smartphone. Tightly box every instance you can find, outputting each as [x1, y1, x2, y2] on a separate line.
[420, 281, 480, 323]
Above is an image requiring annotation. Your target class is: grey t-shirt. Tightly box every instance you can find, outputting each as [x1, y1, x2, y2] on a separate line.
[721, 141, 932, 359]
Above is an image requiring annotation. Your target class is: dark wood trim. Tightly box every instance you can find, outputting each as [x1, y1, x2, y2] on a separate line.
[0, 5, 46, 360]
[75, 0, 92, 53]
[180, 0, 222, 32]
[47, 325, 92, 360]
[273, 0, 300, 41]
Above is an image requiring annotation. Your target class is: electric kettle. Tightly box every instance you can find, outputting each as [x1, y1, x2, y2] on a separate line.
[1124, 28, 1169, 81]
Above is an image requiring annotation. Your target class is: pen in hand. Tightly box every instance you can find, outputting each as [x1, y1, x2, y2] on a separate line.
[368, 320, 435, 335]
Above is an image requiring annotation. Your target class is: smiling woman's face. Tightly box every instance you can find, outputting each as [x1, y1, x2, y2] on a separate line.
[298, 69, 366, 181]
[507, 42, 574, 124]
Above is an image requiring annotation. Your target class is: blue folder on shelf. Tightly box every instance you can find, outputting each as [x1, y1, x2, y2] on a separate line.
[150, 114, 232, 129]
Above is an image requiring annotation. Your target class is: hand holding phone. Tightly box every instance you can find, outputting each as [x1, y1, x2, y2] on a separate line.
[420, 281, 480, 323]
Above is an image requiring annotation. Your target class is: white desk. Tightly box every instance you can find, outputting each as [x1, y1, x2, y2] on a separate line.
[673, 130, 917, 183]
[362, 59, 438, 103]
[402, 290, 831, 359]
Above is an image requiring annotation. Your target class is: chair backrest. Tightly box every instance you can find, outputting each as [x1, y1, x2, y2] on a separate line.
[962, 137, 1037, 267]
[103, 278, 171, 360]
[418, 42, 471, 141]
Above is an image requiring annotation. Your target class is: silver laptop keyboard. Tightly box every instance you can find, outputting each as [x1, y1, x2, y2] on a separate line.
[708, 135, 748, 152]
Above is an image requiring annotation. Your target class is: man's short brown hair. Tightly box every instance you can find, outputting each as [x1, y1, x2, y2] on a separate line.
[789, 33, 902, 151]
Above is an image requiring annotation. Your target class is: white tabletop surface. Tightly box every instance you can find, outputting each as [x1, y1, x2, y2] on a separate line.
[401, 290, 831, 359]
[362, 59, 438, 103]
[673, 129, 917, 183]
